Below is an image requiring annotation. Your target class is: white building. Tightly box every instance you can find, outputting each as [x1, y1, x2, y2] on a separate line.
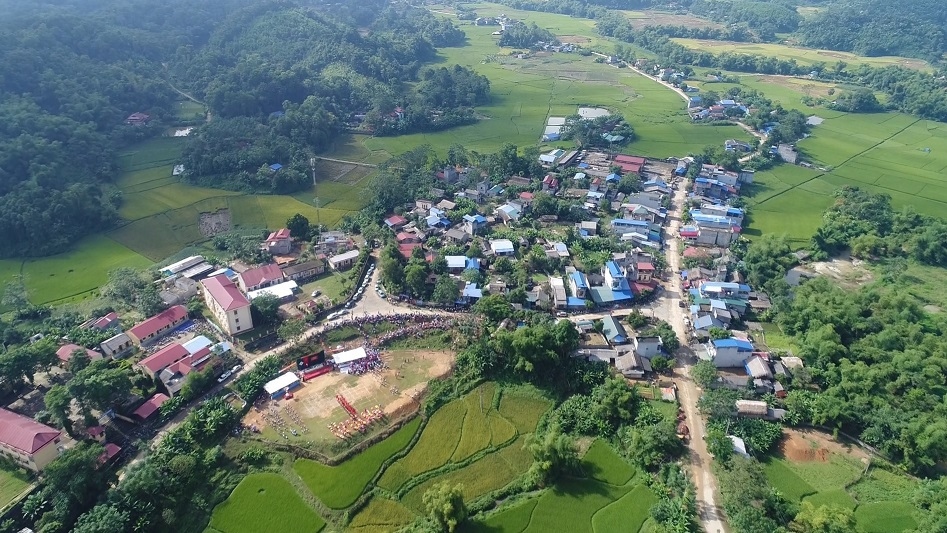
[200, 274, 253, 336]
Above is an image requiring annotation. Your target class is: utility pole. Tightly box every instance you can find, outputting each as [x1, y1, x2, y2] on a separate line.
[310, 157, 321, 230]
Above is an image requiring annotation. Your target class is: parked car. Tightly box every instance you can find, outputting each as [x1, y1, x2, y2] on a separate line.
[217, 371, 232, 383]
[556, 311, 568, 317]
[311, 290, 321, 297]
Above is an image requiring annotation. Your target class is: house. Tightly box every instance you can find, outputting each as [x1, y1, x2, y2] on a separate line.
[238, 264, 285, 293]
[613, 154, 645, 174]
[542, 174, 559, 191]
[725, 139, 752, 153]
[745, 356, 773, 379]
[615, 351, 650, 378]
[518, 191, 535, 206]
[698, 282, 751, 300]
[705, 338, 754, 368]
[125, 112, 151, 125]
[611, 218, 650, 235]
[315, 231, 354, 254]
[384, 215, 408, 230]
[263, 228, 293, 255]
[87, 312, 120, 331]
[281, 258, 327, 282]
[445, 228, 470, 244]
[461, 283, 483, 303]
[539, 148, 565, 165]
[128, 305, 188, 346]
[569, 271, 589, 299]
[632, 335, 663, 359]
[489, 239, 515, 257]
[0, 408, 62, 472]
[546, 242, 570, 258]
[436, 199, 456, 211]
[601, 316, 628, 344]
[136, 343, 190, 379]
[269, 163, 283, 172]
[688, 96, 703, 108]
[445, 256, 468, 274]
[201, 275, 253, 336]
[133, 393, 170, 420]
[425, 207, 450, 228]
[589, 261, 634, 305]
[462, 214, 488, 235]
[578, 220, 598, 236]
[100, 332, 134, 359]
[735, 400, 768, 418]
[636, 262, 655, 282]
[157, 341, 223, 396]
[55, 344, 101, 365]
[415, 199, 433, 211]
[495, 203, 522, 224]
[328, 249, 360, 271]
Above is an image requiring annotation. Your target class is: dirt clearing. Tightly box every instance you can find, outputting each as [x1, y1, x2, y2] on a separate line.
[781, 428, 869, 463]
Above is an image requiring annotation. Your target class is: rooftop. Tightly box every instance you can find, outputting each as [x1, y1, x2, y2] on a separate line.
[202, 275, 250, 312]
[0, 408, 60, 454]
[128, 305, 187, 341]
[239, 263, 284, 289]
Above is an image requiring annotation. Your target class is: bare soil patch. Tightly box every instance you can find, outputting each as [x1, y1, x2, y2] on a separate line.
[787, 251, 872, 289]
[199, 208, 231, 237]
[558, 35, 591, 44]
[627, 11, 724, 30]
[780, 427, 869, 463]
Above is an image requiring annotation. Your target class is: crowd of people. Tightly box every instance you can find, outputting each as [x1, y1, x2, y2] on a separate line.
[260, 402, 309, 441]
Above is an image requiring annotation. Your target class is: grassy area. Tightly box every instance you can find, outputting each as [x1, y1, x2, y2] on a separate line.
[671, 39, 930, 70]
[294, 417, 420, 509]
[647, 399, 678, 422]
[175, 100, 205, 121]
[208, 473, 325, 533]
[462, 497, 538, 533]
[762, 459, 816, 501]
[497, 387, 553, 433]
[759, 322, 797, 352]
[522, 478, 634, 533]
[0, 467, 31, 510]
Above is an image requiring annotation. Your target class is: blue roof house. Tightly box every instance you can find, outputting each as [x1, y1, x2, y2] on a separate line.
[269, 163, 283, 172]
[569, 271, 589, 299]
[708, 338, 754, 368]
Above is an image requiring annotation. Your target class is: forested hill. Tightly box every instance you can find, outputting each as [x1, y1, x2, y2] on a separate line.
[798, 0, 947, 61]
[0, 0, 247, 258]
[175, 2, 488, 194]
[0, 0, 489, 258]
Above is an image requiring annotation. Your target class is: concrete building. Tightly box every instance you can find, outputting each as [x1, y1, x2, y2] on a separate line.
[201, 274, 253, 336]
[0, 408, 61, 472]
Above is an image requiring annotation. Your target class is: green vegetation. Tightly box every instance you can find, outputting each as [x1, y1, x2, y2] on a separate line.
[590, 484, 657, 533]
[762, 459, 815, 501]
[0, 466, 30, 509]
[463, 498, 537, 533]
[854, 501, 917, 533]
[208, 473, 325, 533]
[294, 417, 420, 509]
[671, 39, 930, 70]
[347, 497, 416, 532]
[582, 439, 636, 485]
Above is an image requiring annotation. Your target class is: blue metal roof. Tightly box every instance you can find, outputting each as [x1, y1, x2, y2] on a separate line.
[713, 338, 753, 350]
[606, 173, 621, 181]
[567, 297, 586, 307]
[605, 261, 622, 278]
[570, 271, 588, 289]
[465, 258, 480, 270]
[269, 163, 283, 171]
[611, 219, 649, 227]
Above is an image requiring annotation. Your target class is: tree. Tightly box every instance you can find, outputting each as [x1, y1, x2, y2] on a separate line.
[708, 327, 731, 340]
[68, 350, 92, 374]
[706, 425, 733, 463]
[250, 294, 280, 325]
[73, 504, 130, 533]
[789, 502, 860, 533]
[101, 268, 147, 307]
[68, 360, 132, 413]
[285, 213, 310, 240]
[691, 360, 718, 388]
[473, 294, 511, 323]
[1, 275, 29, 313]
[432, 275, 460, 305]
[626, 310, 649, 329]
[137, 283, 164, 317]
[44, 384, 74, 435]
[525, 429, 581, 487]
[422, 482, 467, 533]
[405, 263, 429, 298]
[623, 419, 684, 470]
[650, 356, 672, 373]
[466, 240, 483, 258]
[653, 320, 680, 352]
[277, 317, 306, 343]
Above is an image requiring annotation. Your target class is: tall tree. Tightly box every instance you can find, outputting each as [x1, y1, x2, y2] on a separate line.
[422, 482, 468, 533]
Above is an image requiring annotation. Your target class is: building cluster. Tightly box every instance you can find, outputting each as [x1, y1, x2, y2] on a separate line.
[679, 164, 753, 247]
[571, 315, 666, 379]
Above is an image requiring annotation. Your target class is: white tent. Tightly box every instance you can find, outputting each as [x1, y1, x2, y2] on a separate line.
[332, 347, 368, 366]
[264, 372, 301, 396]
[248, 280, 299, 301]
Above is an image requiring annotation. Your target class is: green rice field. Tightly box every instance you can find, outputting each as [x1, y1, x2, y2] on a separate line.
[208, 473, 325, 533]
[0, 466, 31, 510]
[294, 417, 420, 509]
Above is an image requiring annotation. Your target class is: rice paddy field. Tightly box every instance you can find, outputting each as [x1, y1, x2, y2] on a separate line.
[671, 39, 931, 71]
[207, 473, 325, 533]
[763, 441, 918, 533]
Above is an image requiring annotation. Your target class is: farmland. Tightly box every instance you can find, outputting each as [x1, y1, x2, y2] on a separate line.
[294, 417, 421, 509]
[207, 473, 325, 533]
[762, 430, 918, 533]
[0, 466, 30, 510]
[671, 39, 931, 71]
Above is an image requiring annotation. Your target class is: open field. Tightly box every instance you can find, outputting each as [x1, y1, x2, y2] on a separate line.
[346, 497, 416, 533]
[763, 429, 917, 533]
[246, 349, 453, 446]
[620, 9, 723, 31]
[671, 39, 930, 70]
[208, 473, 325, 533]
[294, 417, 421, 509]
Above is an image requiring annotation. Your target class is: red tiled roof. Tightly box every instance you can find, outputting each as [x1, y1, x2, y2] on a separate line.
[519, 192, 535, 200]
[98, 442, 122, 464]
[615, 155, 646, 165]
[92, 312, 119, 330]
[266, 228, 291, 241]
[680, 229, 699, 237]
[55, 344, 99, 363]
[138, 344, 189, 376]
[0, 408, 60, 454]
[129, 305, 187, 342]
[398, 243, 422, 259]
[202, 275, 251, 311]
[637, 262, 655, 271]
[239, 264, 284, 289]
[165, 346, 212, 377]
[683, 247, 708, 258]
[133, 393, 169, 419]
[385, 215, 408, 227]
[615, 161, 643, 174]
[631, 281, 657, 295]
[396, 232, 416, 243]
[88, 425, 105, 437]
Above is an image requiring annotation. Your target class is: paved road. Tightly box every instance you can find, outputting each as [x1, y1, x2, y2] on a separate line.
[661, 183, 729, 533]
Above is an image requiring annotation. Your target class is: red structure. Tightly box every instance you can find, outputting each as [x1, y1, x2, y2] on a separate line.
[336, 394, 358, 418]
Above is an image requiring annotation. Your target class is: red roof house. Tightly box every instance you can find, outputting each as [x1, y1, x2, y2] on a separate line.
[238, 264, 284, 292]
[384, 215, 408, 229]
[264, 228, 293, 255]
[133, 393, 170, 420]
[98, 442, 122, 465]
[0, 408, 61, 471]
[614, 154, 645, 174]
[202, 275, 250, 312]
[125, 112, 151, 125]
[55, 344, 102, 364]
[136, 344, 190, 379]
[128, 305, 188, 345]
[636, 262, 655, 272]
[91, 312, 119, 330]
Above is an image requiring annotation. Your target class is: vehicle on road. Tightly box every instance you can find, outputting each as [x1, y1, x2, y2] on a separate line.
[217, 371, 232, 383]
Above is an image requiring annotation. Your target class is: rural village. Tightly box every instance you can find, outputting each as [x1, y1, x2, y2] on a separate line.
[0, 1, 944, 533]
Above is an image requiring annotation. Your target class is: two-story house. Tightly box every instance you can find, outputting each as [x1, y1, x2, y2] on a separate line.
[201, 275, 253, 336]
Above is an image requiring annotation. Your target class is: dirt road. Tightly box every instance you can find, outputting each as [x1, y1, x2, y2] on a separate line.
[661, 183, 729, 533]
